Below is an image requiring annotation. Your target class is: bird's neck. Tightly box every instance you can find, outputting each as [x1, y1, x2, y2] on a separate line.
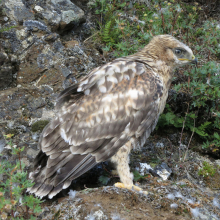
[153, 59, 174, 87]
[129, 51, 174, 88]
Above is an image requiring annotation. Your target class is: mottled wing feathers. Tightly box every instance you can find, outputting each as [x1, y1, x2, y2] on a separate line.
[28, 59, 164, 198]
[77, 59, 146, 95]
[56, 84, 83, 108]
[29, 153, 97, 199]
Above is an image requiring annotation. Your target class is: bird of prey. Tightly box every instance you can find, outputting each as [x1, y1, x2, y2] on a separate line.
[28, 35, 197, 198]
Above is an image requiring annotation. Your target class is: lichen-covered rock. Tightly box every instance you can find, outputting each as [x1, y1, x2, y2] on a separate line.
[17, 43, 48, 84]
[2, 0, 35, 23]
[17, 41, 67, 88]
[2, 0, 85, 32]
[0, 51, 8, 63]
[23, 20, 50, 33]
[0, 64, 13, 89]
[0, 49, 18, 90]
[33, 0, 85, 31]
[1, 27, 22, 53]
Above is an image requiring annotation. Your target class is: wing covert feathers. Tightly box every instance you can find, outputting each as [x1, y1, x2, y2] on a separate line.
[28, 59, 165, 198]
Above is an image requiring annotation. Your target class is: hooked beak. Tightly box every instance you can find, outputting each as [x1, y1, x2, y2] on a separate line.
[178, 55, 197, 65]
[191, 55, 198, 67]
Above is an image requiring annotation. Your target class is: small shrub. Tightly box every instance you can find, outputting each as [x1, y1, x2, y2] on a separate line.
[198, 161, 216, 178]
[0, 135, 42, 219]
[173, 61, 220, 149]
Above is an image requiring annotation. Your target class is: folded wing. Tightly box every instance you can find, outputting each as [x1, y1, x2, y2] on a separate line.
[28, 59, 164, 198]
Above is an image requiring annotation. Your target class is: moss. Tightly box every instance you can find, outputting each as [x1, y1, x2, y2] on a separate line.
[31, 120, 49, 132]
[5, 128, 19, 136]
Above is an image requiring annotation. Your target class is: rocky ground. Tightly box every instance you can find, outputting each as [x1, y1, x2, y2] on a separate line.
[0, 0, 220, 219]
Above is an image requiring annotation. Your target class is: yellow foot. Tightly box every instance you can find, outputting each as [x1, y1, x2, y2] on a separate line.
[114, 182, 148, 195]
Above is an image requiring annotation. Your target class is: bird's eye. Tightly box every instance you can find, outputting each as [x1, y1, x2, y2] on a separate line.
[175, 49, 182, 55]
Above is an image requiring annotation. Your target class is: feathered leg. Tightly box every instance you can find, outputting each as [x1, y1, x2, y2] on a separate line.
[111, 141, 148, 195]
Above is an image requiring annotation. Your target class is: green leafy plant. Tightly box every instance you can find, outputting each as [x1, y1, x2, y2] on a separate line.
[173, 61, 220, 149]
[90, 0, 220, 151]
[98, 175, 110, 185]
[101, 19, 116, 44]
[157, 104, 212, 138]
[195, 20, 220, 59]
[133, 170, 150, 182]
[90, 0, 204, 56]
[0, 134, 42, 220]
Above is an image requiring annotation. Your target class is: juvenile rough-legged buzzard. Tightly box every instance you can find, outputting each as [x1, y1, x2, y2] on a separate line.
[28, 35, 197, 198]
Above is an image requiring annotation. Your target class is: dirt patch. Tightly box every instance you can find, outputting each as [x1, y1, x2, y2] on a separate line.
[41, 186, 190, 220]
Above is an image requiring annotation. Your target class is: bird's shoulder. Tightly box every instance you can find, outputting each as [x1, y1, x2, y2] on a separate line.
[77, 58, 159, 95]
[57, 58, 164, 108]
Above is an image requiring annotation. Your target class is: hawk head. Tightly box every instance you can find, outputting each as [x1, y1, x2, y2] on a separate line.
[145, 35, 197, 67]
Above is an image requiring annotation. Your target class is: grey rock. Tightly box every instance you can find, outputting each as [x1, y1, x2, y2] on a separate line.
[21, 157, 30, 167]
[2, 28, 22, 53]
[0, 51, 14, 90]
[34, 5, 44, 13]
[23, 20, 49, 32]
[155, 142, 164, 148]
[0, 52, 8, 63]
[60, 9, 84, 30]
[41, 10, 61, 31]
[53, 40, 65, 53]
[15, 28, 28, 41]
[63, 75, 77, 89]
[34, 0, 85, 31]
[3, 0, 34, 23]
[9, 54, 18, 63]
[17, 39, 65, 88]
[0, 133, 6, 153]
[215, 159, 220, 167]
[136, 163, 153, 176]
[61, 66, 72, 77]
[27, 148, 39, 159]
[155, 162, 172, 181]
[4, 17, 9, 22]
[0, 65, 13, 90]
[44, 33, 59, 42]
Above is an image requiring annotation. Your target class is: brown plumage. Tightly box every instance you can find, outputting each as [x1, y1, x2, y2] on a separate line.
[28, 35, 197, 198]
